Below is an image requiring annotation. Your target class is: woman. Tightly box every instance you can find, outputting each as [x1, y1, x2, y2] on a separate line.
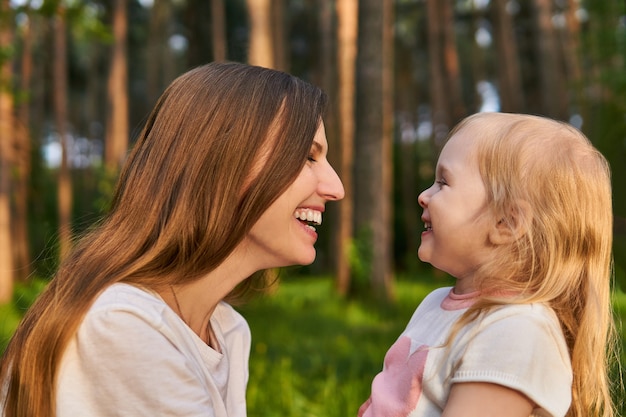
[1, 62, 344, 417]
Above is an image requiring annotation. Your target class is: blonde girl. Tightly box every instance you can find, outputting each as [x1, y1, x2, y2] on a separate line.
[359, 112, 616, 417]
[0, 62, 344, 417]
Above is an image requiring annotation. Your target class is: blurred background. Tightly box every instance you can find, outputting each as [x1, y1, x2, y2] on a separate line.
[0, 0, 624, 415]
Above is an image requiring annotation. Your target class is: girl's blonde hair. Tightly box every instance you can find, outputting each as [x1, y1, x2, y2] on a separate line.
[0, 62, 328, 417]
[449, 112, 617, 417]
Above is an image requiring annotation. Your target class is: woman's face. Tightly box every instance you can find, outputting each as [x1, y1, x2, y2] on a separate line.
[243, 122, 344, 268]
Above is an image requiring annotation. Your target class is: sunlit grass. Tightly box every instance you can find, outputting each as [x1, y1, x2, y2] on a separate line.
[240, 272, 449, 417]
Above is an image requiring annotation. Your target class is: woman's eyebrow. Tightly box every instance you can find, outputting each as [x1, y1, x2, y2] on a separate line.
[312, 141, 323, 153]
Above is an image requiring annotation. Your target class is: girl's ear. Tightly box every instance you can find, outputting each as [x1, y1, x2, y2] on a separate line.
[488, 200, 533, 245]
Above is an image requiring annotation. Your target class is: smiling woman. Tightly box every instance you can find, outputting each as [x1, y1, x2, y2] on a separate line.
[0, 62, 344, 417]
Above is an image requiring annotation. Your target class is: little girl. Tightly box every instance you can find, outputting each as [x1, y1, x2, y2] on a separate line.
[359, 112, 616, 417]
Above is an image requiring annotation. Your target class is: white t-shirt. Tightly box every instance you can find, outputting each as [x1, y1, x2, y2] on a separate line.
[359, 287, 572, 417]
[56, 283, 251, 417]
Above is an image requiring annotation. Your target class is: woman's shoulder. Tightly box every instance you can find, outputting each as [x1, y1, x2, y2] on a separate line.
[92, 282, 165, 310]
[84, 283, 172, 331]
[214, 302, 250, 337]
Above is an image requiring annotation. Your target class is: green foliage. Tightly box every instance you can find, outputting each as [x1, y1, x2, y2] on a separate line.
[0, 304, 22, 354]
[611, 290, 626, 415]
[0, 277, 48, 352]
[93, 164, 119, 215]
[68, 2, 113, 44]
[581, 0, 626, 291]
[346, 227, 374, 296]
[240, 273, 446, 417]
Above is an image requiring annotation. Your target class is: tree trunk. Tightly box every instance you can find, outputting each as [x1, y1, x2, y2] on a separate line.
[0, 0, 14, 302]
[532, 0, 568, 120]
[246, 0, 274, 68]
[355, 0, 394, 300]
[334, 0, 358, 296]
[395, 53, 419, 271]
[147, 0, 171, 105]
[105, 0, 129, 171]
[317, 0, 339, 275]
[186, 0, 212, 67]
[14, 6, 33, 281]
[441, 0, 465, 122]
[426, 0, 449, 150]
[53, 6, 72, 261]
[561, 0, 583, 114]
[491, 0, 524, 112]
[211, 0, 227, 62]
[271, 0, 287, 72]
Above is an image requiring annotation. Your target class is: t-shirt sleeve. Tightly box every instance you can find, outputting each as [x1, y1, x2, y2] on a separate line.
[57, 306, 219, 417]
[450, 305, 572, 417]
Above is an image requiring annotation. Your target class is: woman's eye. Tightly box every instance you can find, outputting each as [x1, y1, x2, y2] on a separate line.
[307, 154, 317, 163]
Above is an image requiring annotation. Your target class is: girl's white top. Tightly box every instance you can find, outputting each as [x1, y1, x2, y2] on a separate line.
[57, 283, 251, 417]
[359, 287, 572, 417]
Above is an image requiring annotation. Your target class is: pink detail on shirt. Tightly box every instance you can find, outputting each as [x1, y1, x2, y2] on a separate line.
[358, 336, 429, 417]
[440, 288, 480, 311]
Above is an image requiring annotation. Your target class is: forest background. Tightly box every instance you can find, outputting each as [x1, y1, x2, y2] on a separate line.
[0, 0, 625, 414]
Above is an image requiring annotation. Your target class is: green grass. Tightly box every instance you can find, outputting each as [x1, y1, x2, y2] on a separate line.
[240, 274, 626, 417]
[0, 273, 624, 416]
[239, 273, 450, 417]
[612, 289, 626, 417]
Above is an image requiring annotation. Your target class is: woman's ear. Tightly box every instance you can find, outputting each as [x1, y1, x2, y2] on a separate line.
[488, 200, 532, 245]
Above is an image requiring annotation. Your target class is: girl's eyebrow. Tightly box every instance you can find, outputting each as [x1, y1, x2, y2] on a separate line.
[436, 164, 451, 178]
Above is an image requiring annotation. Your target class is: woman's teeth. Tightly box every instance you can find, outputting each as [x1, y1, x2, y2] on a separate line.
[294, 208, 322, 227]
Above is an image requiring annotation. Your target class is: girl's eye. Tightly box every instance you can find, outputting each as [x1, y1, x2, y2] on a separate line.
[435, 179, 447, 187]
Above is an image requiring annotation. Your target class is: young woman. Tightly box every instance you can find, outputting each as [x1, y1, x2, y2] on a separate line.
[1, 62, 344, 417]
[359, 112, 616, 417]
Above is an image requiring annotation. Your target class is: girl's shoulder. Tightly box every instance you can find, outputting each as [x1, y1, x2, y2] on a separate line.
[421, 286, 455, 306]
[472, 302, 567, 355]
[483, 301, 559, 327]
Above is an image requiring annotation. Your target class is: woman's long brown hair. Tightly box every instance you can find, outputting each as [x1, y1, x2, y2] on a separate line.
[0, 62, 327, 417]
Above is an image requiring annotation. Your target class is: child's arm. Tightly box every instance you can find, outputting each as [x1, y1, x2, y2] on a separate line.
[442, 382, 534, 417]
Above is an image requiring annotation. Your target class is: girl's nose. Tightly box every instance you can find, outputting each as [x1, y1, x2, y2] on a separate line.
[320, 163, 345, 201]
[417, 187, 431, 208]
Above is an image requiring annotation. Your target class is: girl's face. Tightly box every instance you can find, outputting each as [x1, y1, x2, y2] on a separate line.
[243, 122, 344, 268]
[417, 127, 495, 293]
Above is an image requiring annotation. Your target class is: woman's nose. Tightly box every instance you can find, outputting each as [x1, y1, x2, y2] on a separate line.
[320, 163, 345, 201]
